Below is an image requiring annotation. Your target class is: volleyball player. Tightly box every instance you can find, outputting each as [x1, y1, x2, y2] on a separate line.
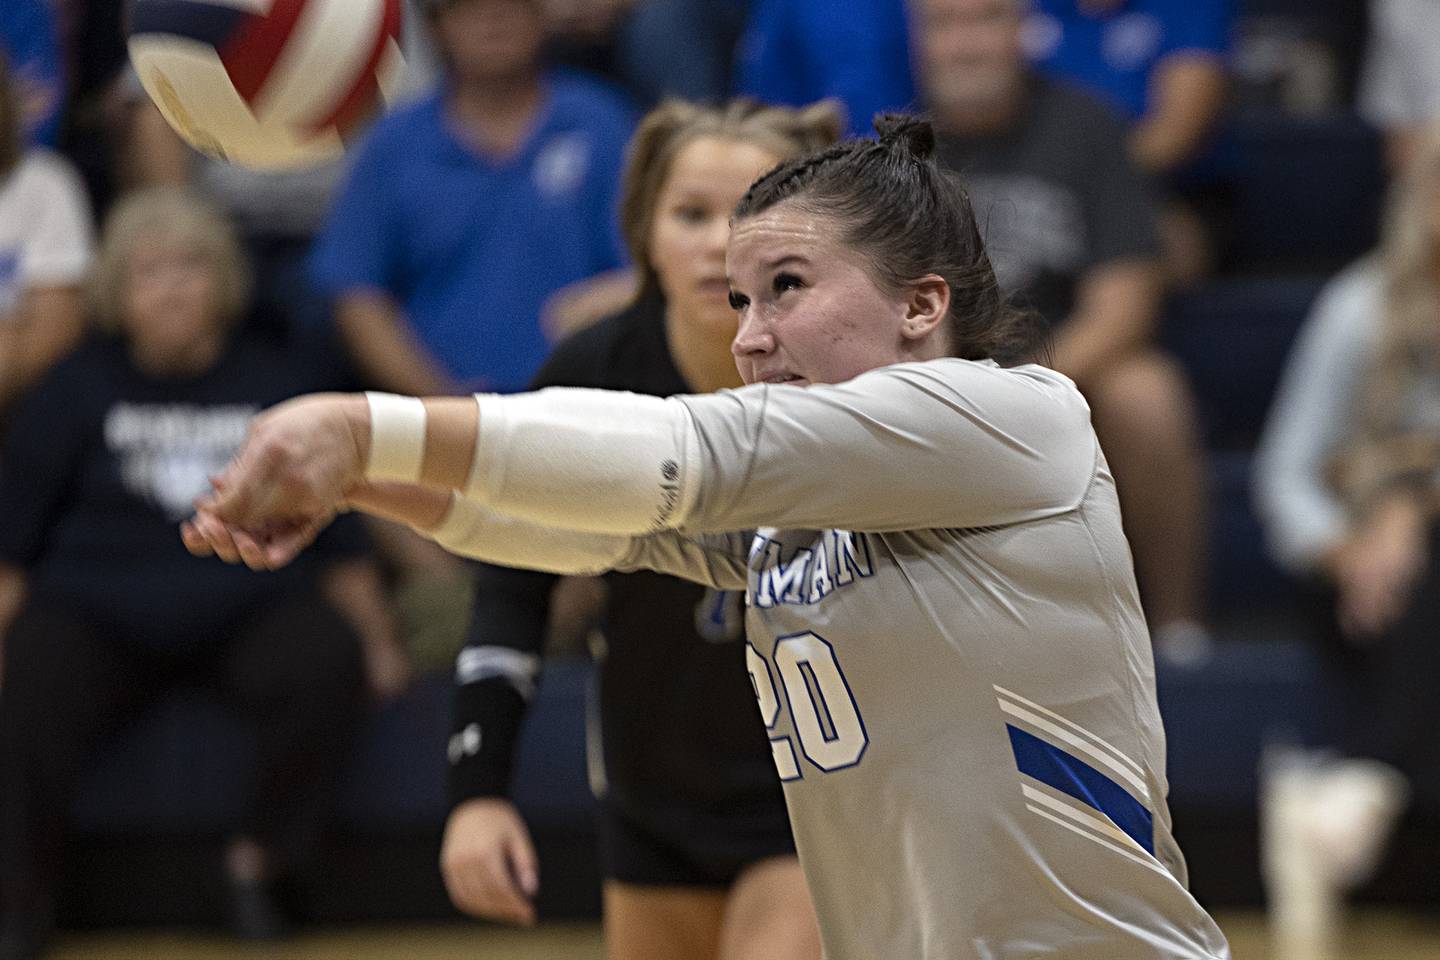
[184, 116, 1231, 959]
[439, 98, 839, 960]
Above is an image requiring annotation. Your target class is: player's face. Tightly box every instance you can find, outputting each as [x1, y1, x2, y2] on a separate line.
[727, 202, 914, 387]
[915, 0, 1025, 117]
[650, 136, 783, 346]
[433, 0, 544, 83]
[122, 238, 223, 370]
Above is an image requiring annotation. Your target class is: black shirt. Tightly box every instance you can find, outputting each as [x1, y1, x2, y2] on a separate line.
[934, 74, 1160, 328]
[451, 295, 788, 829]
[0, 331, 367, 648]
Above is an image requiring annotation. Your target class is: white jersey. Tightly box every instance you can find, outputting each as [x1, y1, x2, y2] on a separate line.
[618, 358, 1230, 959]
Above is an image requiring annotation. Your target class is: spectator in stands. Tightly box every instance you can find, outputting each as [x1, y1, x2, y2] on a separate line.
[1253, 123, 1440, 960]
[543, 0, 747, 107]
[440, 97, 839, 960]
[1358, 0, 1440, 175]
[310, 0, 636, 397]
[0, 49, 92, 416]
[736, 0, 917, 137]
[1023, 0, 1228, 179]
[120, 0, 438, 358]
[1022, 0, 1230, 283]
[0, 0, 63, 147]
[0, 188, 405, 960]
[914, 0, 1212, 660]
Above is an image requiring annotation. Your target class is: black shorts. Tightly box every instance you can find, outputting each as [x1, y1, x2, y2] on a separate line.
[598, 797, 797, 888]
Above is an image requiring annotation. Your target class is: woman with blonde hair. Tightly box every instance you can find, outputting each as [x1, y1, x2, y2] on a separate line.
[0, 188, 404, 959]
[1255, 123, 1440, 959]
[434, 97, 841, 960]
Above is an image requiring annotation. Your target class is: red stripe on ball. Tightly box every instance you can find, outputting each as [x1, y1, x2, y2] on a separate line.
[306, 0, 401, 135]
[218, 0, 310, 104]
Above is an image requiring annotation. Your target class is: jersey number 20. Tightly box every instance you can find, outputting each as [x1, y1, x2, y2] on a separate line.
[747, 632, 868, 780]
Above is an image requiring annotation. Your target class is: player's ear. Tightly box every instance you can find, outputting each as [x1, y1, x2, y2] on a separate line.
[901, 275, 950, 341]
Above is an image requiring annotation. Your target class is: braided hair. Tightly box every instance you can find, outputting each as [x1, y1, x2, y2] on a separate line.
[734, 115, 1045, 365]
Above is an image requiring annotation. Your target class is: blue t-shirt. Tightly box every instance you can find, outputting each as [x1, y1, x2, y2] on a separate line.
[311, 72, 635, 393]
[736, 0, 919, 137]
[0, 0, 64, 146]
[1023, 0, 1229, 120]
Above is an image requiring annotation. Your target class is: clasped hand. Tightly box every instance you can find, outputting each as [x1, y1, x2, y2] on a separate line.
[181, 394, 369, 570]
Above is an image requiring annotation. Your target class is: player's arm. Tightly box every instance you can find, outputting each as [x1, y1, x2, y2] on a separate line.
[336, 291, 459, 397]
[441, 561, 555, 926]
[191, 361, 1094, 566]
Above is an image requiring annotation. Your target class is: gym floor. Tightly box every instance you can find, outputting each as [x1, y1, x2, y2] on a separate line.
[44, 911, 1440, 959]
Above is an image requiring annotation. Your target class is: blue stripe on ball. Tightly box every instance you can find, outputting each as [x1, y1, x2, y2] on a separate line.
[127, 0, 254, 47]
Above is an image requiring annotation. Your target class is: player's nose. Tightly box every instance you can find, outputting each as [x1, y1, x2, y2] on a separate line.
[731, 309, 774, 359]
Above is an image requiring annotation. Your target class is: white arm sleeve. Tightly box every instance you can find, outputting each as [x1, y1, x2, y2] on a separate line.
[468, 388, 702, 534]
[677, 359, 1097, 533]
[427, 494, 636, 575]
[463, 358, 1094, 538]
[424, 494, 752, 588]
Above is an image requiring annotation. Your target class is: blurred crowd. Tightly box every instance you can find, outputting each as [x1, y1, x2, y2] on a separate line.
[0, 0, 1437, 958]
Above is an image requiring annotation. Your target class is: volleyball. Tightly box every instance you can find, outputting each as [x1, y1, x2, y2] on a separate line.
[127, 0, 407, 170]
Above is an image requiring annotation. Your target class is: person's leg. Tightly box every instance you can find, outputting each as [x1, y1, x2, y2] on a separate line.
[1084, 349, 1211, 659]
[717, 856, 821, 960]
[218, 594, 365, 916]
[0, 601, 157, 955]
[603, 882, 727, 960]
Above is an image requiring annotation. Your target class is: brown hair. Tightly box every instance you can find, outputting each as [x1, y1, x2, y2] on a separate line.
[1333, 123, 1440, 507]
[620, 98, 845, 305]
[0, 49, 20, 178]
[733, 114, 1046, 365]
[91, 187, 252, 333]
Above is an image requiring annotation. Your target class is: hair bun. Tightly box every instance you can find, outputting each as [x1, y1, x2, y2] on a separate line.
[873, 114, 936, 160]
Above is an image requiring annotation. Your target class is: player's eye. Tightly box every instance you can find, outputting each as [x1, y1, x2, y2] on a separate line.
[773, 273, 804, 295]
[728, 290, 749, 310]
[675, 205, 708, 224]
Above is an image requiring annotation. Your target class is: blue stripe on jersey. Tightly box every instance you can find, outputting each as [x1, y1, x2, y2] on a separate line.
[1006, 724, 1155, 855]
[128, 0, 252, 45]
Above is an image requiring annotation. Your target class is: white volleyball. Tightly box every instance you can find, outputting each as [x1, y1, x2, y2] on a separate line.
[127, 0, 408, 170]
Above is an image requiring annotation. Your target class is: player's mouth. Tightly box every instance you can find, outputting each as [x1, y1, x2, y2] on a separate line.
[760, 372, 806, 385]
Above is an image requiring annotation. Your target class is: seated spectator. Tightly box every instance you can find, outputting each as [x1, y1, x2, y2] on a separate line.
[310, 0, 637, 397]
[914, 0, 1212, 661]
[1253, 124, 1440, 960]
[0, 50, 93, 415]
[1023, 0, 1228, 179]
[1358, 0, 1440, 174]
[1022, 0, 1229, 282]
[542, 0, 748, 106]
[736, 0, 917, 137]
[0, 188, 405, 960]
[0, 0, 63, 147]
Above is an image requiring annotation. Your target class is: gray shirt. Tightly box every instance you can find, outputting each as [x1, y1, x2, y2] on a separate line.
[622, 358, 1229, 959]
